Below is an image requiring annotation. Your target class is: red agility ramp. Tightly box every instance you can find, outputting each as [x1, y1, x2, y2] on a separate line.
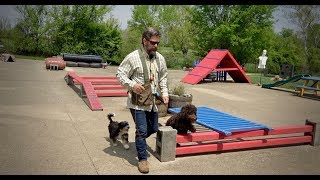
[181, 49, 251, 85]
[65, 72, 103, 111]
[64, 72, 127, 111]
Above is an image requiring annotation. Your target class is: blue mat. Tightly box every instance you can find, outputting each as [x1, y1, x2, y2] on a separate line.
[168, 106, 272, 136]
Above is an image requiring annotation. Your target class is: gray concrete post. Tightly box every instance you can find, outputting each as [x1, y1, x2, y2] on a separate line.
[305, 119, 320, 146]
[155, 126, 177, 162]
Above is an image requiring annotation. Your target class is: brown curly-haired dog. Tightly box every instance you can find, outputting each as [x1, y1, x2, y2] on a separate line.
[166, 104, 197, 134]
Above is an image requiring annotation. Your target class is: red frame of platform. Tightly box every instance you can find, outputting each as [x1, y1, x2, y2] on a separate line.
[175, 125, 314, 156]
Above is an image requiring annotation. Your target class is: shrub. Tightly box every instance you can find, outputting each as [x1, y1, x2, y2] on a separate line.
[169, 83, 185, 96]
[244, 63, 258, 73]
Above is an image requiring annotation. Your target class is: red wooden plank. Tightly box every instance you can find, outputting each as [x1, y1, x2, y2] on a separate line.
[89, 81, 121, 85]
[74, 79, 120, 85]
[93, 85, 125, 90]
[181, 53, 223, 84]
[67, 72, 85, 84]
[81, 76, 118, 79]
[225, 51, 251, 83]
[176, 125, 313, 143]
[96, 91, 128, 97]
[176, 136, 312, 155]
[181, 68, 213, 84]
[206, 49, 228, 60]
[85, 79, 120, 83]
[180, 49, 251, 84]
[82, 81, 103, 111]
[214, 68, 239, 71]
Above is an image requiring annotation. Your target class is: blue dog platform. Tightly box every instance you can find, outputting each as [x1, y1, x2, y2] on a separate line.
[168, 106, 272, 136]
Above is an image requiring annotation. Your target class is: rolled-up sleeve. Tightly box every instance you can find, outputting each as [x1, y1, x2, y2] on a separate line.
[158, 57, 169, 97]
[116, 56, 136, 91]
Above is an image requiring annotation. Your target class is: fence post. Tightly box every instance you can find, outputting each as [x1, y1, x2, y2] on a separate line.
[305, 119, 320, 146]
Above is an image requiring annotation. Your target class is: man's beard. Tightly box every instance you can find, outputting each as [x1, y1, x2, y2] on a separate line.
[148, 50, 156, 59]
[146, 44, 157, 59]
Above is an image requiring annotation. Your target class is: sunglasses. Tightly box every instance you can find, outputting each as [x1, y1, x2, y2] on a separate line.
[148, 40, 160, 46]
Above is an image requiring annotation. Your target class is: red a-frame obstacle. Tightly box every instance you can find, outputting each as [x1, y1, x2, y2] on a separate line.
[181, 49, 251, 85]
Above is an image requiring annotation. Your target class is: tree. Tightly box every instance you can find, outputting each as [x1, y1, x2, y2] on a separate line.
[0, 16, 12, 51]
[128, 5, 195, 56]
[127, 5, 156, 32]
[190, 5, 276, 65]
[267, 28, 305, 74]
[0, 16, 11, 36]
[14, 5, 48, 55]
[286, 5, 320, 72]
[167, 6, 194, 56]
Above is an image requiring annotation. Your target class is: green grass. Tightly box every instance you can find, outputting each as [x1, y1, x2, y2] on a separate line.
[246, 73, 305, 90]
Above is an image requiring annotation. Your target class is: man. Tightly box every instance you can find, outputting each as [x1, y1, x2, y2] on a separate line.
[116, 27, 169, 174]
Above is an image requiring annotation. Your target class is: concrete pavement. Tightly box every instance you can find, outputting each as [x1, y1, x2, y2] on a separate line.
[0, 59, 319, 175]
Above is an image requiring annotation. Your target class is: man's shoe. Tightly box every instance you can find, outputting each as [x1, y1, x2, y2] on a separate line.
[138, 160, 149, 174]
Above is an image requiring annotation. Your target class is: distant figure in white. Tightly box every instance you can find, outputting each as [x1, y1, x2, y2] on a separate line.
[258, 49, 268, 69]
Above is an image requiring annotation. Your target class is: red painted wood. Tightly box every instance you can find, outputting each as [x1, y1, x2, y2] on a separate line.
[181, 68, 212, 84]
[176, 136, 312, 155]
[181, 49, 251, 84]
[74, 79, 120, 85]
[96, 91, 128, 97]
[93, 85, 125, 90]
[66, 72, 103, 111]
[67, 72, 85, 84]
[81, 76, 118, 79]
[176, 125, 313, 143]
[81, 81, 103, 111]
[214, 68, 239, 71]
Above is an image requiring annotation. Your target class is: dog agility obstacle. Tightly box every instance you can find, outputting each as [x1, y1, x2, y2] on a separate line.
[155, 107, 320, 162]
[64, 72, 127, 111]
[156, 120, 319, 162]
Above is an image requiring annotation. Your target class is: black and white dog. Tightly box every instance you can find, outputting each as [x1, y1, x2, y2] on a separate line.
[107, 113, 130, 150]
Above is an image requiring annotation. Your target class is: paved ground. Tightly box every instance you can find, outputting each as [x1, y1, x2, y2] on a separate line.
[0, 59, 320, 175]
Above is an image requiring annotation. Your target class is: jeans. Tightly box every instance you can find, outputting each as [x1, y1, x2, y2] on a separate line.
[130, 108, 158, 161]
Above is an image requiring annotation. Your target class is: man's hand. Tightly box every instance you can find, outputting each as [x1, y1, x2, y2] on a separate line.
[132, 83, 145, 94]
[162, 96, 169, 104]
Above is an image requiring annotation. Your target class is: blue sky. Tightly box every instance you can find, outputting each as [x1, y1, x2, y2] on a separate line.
[112, 5, 133, 30]
[0, 5, 294, 32]
[0, 5, 134, 30]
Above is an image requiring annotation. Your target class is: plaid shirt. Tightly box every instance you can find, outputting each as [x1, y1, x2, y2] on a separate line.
[116, 47, 168, 111]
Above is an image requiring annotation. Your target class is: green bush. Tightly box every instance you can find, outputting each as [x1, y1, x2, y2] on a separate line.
[266, 61, 280, 75]
[161, 50, 182, 69]
[159, 47, 200, 70]
[244, 63, 258, 73]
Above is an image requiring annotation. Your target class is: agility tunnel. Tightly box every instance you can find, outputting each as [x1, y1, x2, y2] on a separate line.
[155, 106, 319, 162]
[62, 53, 103, 63]
[64, 72, 127, 111]
[62, 53, 104, 68]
